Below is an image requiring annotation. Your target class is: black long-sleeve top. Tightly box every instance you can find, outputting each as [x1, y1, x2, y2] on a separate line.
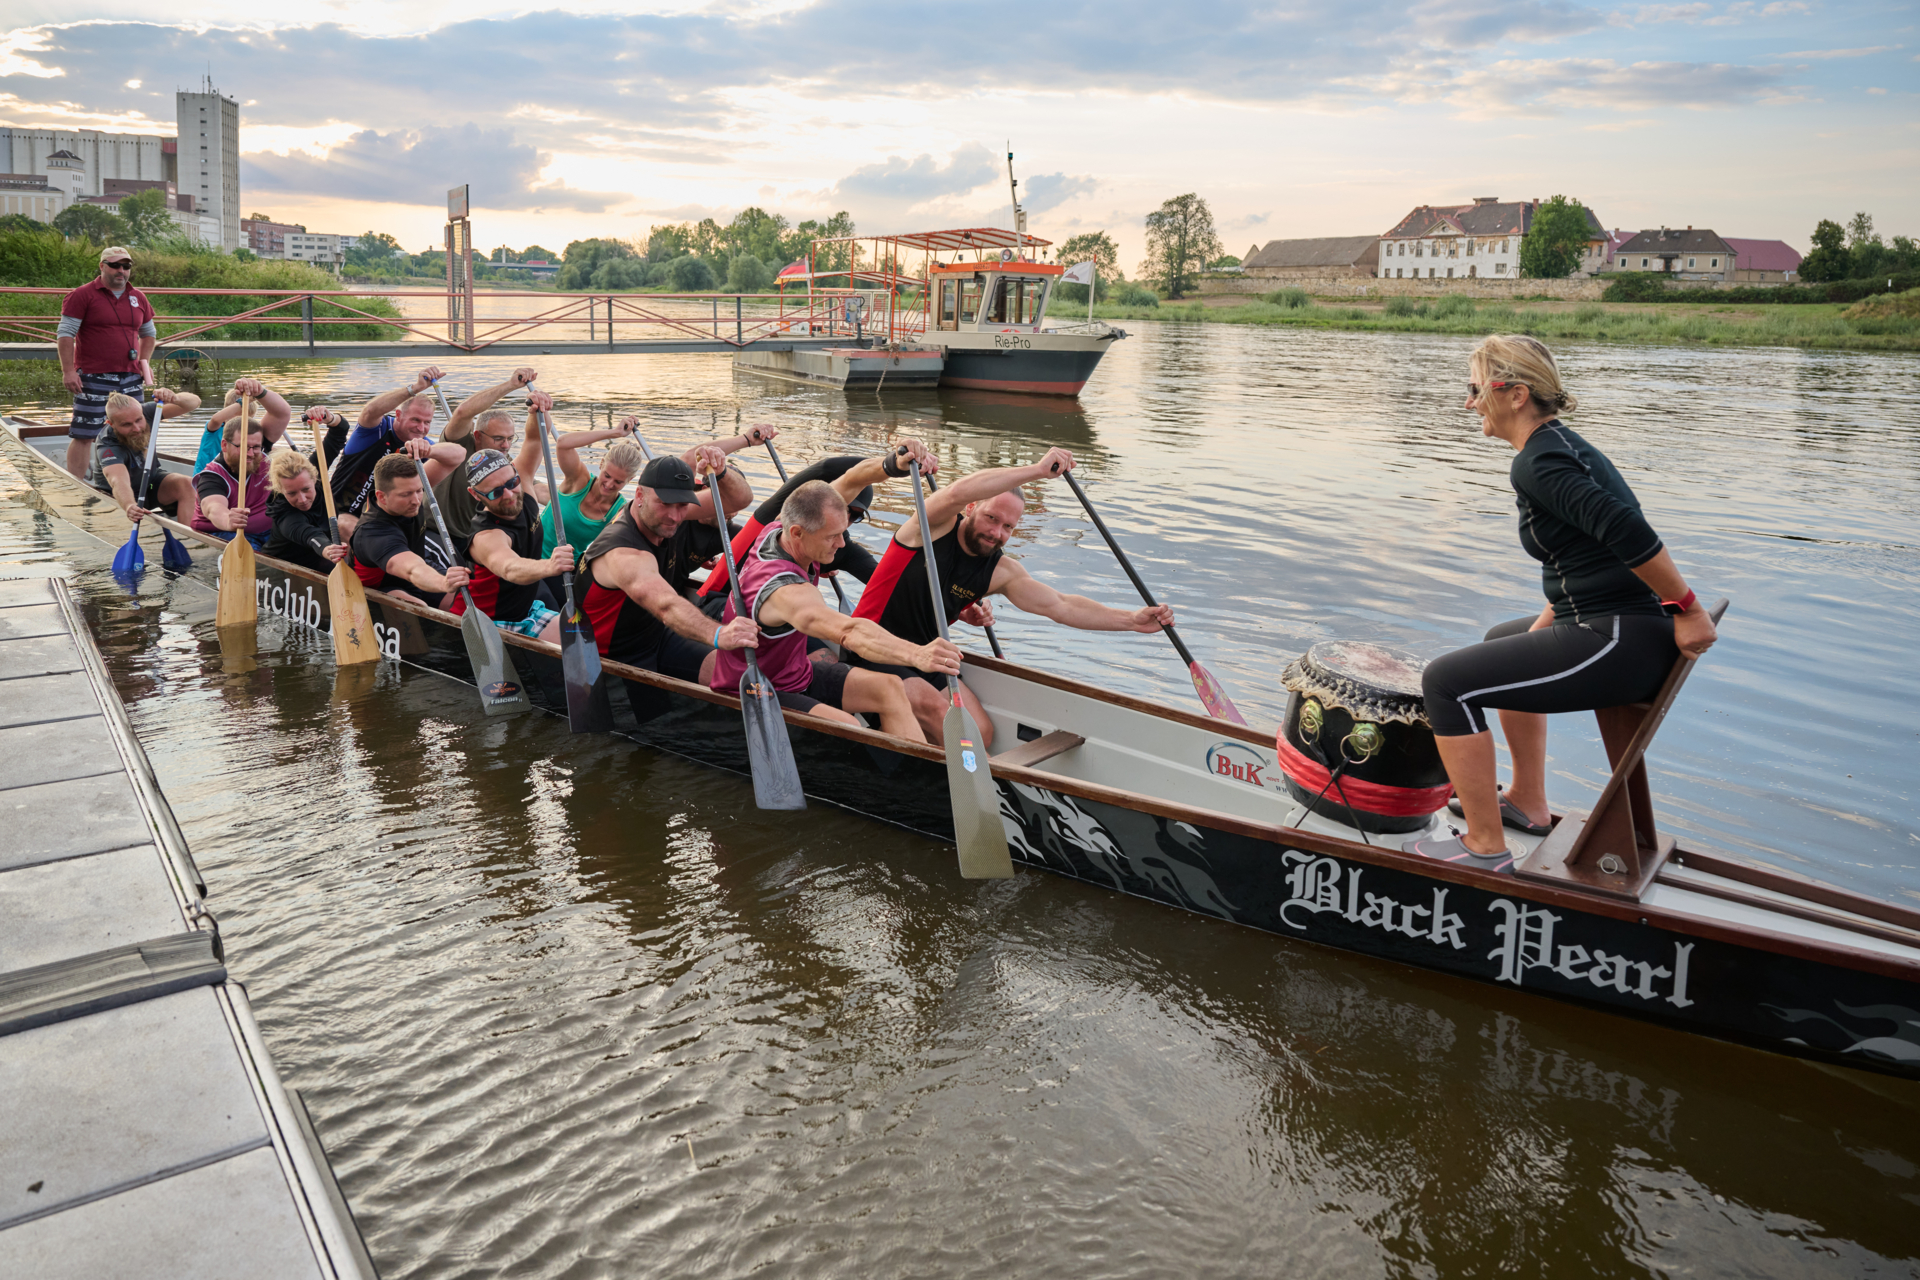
[1511, 421, 1666, 624]
[264, 493, 338, 574]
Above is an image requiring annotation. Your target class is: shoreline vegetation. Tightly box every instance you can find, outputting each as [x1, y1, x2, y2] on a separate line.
[1074, 288, 1920, 353]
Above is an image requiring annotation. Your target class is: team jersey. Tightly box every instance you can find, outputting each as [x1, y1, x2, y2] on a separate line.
[350, 505, 449, 592]
[851, 522, 1001, 647]
[1511, 421, 1665, 624]
[699, 455, 874, 600]
[328, 416, 403, 516]
[452, 496, 545, 623]
[191, 457, 272, 537]
[707, 523, 818, 693]
[579, 510, 722, 663]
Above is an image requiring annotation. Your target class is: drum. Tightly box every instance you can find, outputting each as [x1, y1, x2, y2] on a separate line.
[1275, 641, 1452, 834]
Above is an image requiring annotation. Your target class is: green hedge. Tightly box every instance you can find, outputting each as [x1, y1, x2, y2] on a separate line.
[1603, 270, 1920, 305]
[0, 228, 405, 342]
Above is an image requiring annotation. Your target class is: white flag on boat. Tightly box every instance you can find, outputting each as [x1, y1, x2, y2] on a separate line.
[1061, 260, 1096, 285]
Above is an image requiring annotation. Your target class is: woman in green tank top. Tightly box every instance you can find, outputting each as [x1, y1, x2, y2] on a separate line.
[517, 416, 644, 560]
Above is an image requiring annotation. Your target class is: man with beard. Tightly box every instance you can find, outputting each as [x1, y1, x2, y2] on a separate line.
[328, 365, 466, 538]
[579, 448, 757, 702]
[696, 437, 938, 616]
[849, 447, 1175, 749]
[349, 455, 469, 608]
[451, 449, 576, 637]
[85, 388, 203, 525]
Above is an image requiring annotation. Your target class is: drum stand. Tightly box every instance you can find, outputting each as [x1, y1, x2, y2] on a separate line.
[1514, 599, 1730, 902]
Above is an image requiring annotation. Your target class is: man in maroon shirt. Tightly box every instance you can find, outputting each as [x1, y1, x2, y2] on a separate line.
[58, 246, 155, 478]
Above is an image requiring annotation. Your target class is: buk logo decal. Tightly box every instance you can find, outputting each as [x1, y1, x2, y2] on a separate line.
[482, 681, 522, 703]
[1206, 742, 1280, 791]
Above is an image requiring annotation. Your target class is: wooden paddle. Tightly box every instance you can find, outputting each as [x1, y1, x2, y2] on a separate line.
[535, 409, 613, 732]
[1060, 470, 1246, 726]
[908, 460, 1012, 879]
[418, 456, 531, 717]
[213, 395, 258, 628]
[310, 420, 380, 665]
[709, 461, 807, 810]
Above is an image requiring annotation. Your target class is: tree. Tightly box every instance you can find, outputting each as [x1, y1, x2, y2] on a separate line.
[53, 203, 128, 245]
[726, 253, 771, 293]
[0, 212, 48, 235]
[117, 189, 176, 247]
[1055, 230, 1121, 303]
[667, 255, 717, 292]
[233, 247, 257, 263]
[646, 224, 691, 263]
[345, 232, 404, 270]
[786, 211, 855, 273]
[1209, 254, 1242, 268]
[590, 259, 647, 290]
[522, 244, 556, 263]
[1139, 194, 1220, 299]
[724, 208, 788, 263]
[1800, 219, 1849, 282]
[1892, 235, 1920, 274]
[1846, 211, 1889, 278]
[1518, 195, 1590, 279]
[558, 237, 637, 289]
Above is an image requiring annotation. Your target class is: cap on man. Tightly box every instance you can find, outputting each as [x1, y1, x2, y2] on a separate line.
[84, 388, 203, 528]
[577, 448, 758, 717]
[58, 247, 155, 478]
[708, 479, 961, 743]
[697, 437, 936, 616]
[453, 449, 576, 638]
[349, 454, 470, 608]
[327, 366, 467, 540]
[850, 446, 1174, 749]
[191, 415, 274, 546]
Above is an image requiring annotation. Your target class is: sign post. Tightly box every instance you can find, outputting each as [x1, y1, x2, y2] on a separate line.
[446, 184, 473, 347]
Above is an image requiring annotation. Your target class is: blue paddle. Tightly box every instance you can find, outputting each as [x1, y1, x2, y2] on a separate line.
[111, 399, 168, 576]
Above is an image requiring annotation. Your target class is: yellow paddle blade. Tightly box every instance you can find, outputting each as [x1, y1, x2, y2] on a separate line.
[326, 563, 380, 665]
[215, 536, 257, 627]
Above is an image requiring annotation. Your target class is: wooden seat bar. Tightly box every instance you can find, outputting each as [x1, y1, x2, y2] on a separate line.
[993, 730, 1085, 771]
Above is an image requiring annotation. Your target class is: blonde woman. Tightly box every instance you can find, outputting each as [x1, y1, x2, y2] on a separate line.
[1408, 335, 1717, 871]
[262, 449, 350, 574]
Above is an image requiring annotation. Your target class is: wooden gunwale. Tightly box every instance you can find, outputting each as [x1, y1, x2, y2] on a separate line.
[8, 417, 1918, 987]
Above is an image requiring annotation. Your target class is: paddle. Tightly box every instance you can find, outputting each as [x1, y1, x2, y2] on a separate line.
[1060, 470, 1246, 726]
[213, 394, 258, 628]
[310, 419, 381, 666]
[152, 399, 191, 571]
[709, 461, 807, 811]
[418, 453, 531, 717]
[908, 460, 1012, 879]
[535, 409, 613, 732]
[920, 472, 1005, 659]
[109, 408, 147, 575]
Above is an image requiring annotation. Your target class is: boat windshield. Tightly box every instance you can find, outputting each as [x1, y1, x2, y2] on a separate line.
[987, 277, 1047, 325]
[959, 278, 982, 325]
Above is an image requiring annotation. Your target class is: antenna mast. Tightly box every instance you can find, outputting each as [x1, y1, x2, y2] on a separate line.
[1006, 143, 1025, 253]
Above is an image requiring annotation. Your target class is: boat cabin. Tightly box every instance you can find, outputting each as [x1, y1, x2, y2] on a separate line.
[929, 258, 1062, 333]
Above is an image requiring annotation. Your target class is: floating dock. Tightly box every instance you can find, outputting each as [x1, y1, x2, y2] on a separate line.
[0, 576, 378, 1279]
[734, 344, 944, 388]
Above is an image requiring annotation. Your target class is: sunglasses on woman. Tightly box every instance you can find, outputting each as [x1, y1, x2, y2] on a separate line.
[475, 472, 520, 502]
[1467, 380, 1518, 399]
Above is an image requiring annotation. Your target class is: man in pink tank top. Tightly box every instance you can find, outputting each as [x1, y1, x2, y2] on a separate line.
[708, 478, 961, 744]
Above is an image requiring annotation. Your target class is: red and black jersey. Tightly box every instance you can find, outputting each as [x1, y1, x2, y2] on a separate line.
[452, 496, 544, 623]
[851, 523, 1000, 647]
[579, 509, 721, 662]
[350, 505, 447, 591]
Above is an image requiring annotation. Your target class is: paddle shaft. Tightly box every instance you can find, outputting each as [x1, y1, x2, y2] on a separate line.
[535, 410, 582, 607]
[762, 440, 852, 613]
[907, 462, 964, 699]
[310, 418, 346, 542]
[1060, 470, 1200, 668]
[138, 399, 162, 508]
[235, 393, 252, 523]
[415, 457, 478, 615]
[920, 472, 1005, 657]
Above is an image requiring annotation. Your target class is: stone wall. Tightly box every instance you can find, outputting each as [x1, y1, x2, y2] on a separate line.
[1197, 274, 1607, 301]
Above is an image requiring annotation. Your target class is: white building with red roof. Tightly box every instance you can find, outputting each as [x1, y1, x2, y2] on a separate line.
[1378, 197, 1610, 281]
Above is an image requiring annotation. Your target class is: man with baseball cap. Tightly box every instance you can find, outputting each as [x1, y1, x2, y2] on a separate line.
[58, 247, 155, 478]
[453, 449, 576, 637]
[578, 445, 758, 715]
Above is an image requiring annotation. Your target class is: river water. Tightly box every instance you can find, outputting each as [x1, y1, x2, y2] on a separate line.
[3, 320, 1917, 1277]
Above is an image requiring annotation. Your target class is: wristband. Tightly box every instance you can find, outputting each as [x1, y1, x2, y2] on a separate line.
[882, 448, 906, 478]
[713, 625, 721, 648]
[1661, 588, 1696, 614]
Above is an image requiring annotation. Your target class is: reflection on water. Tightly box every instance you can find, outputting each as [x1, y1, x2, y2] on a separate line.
[4, 321, 1917, 1278]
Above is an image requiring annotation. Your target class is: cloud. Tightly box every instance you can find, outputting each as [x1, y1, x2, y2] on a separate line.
[1781, 45, 1899, 58]
[1380, 56, 1793, 115]
[1022, 172, 1097, 214]
[0, 28, 64, 78]
[830, 144, 1000, 204]
[243, 124, 625, 212]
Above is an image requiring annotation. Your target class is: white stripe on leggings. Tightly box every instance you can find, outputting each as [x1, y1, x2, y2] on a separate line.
[1454, 615, 1620, 735]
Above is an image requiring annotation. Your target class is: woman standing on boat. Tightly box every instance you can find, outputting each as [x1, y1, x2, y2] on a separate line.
[1408, 335, 1717, 871]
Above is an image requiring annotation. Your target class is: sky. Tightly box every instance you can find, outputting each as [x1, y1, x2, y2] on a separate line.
[2, 0, 1914, 268]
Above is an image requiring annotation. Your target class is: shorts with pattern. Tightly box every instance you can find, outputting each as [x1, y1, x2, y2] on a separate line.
[69, 370, 146, 440]
[494, 600, 559, 638]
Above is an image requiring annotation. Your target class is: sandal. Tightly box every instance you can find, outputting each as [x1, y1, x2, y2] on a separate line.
[1403, 833, 1514, 874]
[1446, 788, 1552, 837]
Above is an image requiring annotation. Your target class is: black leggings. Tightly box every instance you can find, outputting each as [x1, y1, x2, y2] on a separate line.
[1422, 613, 1677, 737]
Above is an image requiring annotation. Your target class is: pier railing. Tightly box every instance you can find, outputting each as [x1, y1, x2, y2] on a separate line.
[0, 285, 929, 355]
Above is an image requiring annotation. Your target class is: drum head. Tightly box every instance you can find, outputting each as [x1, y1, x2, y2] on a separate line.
[1280, 641, 1430, 725]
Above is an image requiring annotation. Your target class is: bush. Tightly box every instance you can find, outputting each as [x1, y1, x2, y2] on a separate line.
[667, 256, 718, 292]
[589, 258, 648, 290]
[1383, 295, 1418, 317]
[1265, 287, 1311, 309]
[726, 253, 772, 293]
[1842, 288, 1920, 320]
[1432, 293, 1476, 318]
[1574, 303, 1607, 324]
[1112, 282, 1159, 307]
[1601, 273, 1671, 303]
[1605, 269, 1920, 305]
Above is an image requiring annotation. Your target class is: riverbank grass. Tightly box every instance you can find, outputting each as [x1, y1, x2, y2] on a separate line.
[1082, 293, 1920, 352]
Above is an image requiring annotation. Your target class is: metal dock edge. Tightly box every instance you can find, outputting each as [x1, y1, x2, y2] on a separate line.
[0, 576, 380, 1280]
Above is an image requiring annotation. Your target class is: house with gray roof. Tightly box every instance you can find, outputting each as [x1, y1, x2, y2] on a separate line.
[1604, 228, 1737, 281]
[1242, 236, 1380, 278]
[1379, 197, 1610, 281]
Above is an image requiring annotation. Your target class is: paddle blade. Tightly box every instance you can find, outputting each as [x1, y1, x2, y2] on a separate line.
[326, 566, 382, 665]
[215, 536, 257, 627]
[739, 660, 806, 811]
[557, 593, 613, 733]
[160, 526, 193, 571]
[112, 525, 144, 575]
[944, 701, 1013, 879]
[1189, 661, 1247, 726]
[216, 622, 257, 674]
[461, 603, 531, 717]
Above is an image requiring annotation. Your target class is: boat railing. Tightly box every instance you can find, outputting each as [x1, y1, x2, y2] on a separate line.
[0, 286, 883, 353]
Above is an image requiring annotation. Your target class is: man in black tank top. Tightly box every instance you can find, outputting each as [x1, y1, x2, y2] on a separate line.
[457, 450, 576, 634]
[850, 447, 1175, 748]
